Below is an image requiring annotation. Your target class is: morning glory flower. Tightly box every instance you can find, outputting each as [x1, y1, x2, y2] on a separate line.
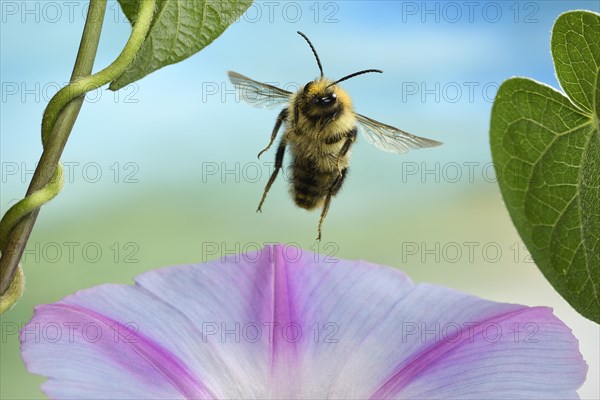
[21, 244, 586, 399]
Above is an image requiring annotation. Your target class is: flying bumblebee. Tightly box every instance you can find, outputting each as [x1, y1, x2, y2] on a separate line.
[228, 32, 442, 240]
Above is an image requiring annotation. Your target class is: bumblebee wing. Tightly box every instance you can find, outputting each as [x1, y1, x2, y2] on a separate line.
[228, 71, 292, 109]
[356, 113, 442, 153]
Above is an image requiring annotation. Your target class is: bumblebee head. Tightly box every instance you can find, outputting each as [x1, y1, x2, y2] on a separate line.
[297, 78, 356, 119]
[303, 79, 340, 108]
[296, 31, 382, 110]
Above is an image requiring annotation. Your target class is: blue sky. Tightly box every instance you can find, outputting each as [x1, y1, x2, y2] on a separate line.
[2, 0, 597, 210]
[3, 1, 598, 186]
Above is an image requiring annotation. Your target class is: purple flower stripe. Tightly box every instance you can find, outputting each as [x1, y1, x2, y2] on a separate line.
[271, 247, 299, 371]
[29, 303, 215, 399]
[371, 306, 535, 398]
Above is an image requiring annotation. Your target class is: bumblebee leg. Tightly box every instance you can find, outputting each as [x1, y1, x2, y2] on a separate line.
[316, 168, 348, 241]
[257, 140, 286, 212]
[293, 104, 299, 132]
[258, 108, 288, 159]
[319, 111, 339, 132]
[338, 128, 357, 156]
[336, 128, 357, 174]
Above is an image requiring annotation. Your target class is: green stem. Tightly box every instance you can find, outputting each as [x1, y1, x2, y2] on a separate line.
[0, 168, 63, 251]
[0, 0, 108, 299]
[41, 0, 156, 146]
[0, 0, 156, 300]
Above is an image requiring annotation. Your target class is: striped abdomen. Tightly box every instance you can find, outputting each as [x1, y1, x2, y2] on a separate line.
[291, 157, 342, 210]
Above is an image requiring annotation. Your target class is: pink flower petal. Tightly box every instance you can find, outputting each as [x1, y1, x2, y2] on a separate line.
[370, 301, 586, 399]
[20, 245, 587, 399]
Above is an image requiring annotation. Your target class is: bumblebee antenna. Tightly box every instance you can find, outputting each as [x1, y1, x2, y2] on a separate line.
[332, 69, 383, 86]
[297, 31, 324, 77]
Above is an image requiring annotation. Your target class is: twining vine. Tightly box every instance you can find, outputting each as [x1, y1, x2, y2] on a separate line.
[0, 0, 156, 313]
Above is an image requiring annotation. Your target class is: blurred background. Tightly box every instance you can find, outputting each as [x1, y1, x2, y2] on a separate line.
[1, 1, 599, 398]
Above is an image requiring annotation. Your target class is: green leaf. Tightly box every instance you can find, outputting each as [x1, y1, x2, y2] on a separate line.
[490, 10, 600, 323]
[552, 11, 600, 114]
[110, 0, 252, 90]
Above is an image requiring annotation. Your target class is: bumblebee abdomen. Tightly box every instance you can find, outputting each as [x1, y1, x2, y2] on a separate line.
[291, 158, 341, 210]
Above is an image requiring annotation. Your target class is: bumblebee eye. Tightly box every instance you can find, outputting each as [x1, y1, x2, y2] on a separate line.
[318, 92, 337, 105]
[303, 83, 312, 94]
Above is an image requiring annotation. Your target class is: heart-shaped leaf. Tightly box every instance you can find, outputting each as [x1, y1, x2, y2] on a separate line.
[491, 10, 600, 323]
[110, 0, 253, 90]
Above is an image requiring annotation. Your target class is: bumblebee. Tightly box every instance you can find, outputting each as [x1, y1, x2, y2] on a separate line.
[228, 32, 441, 240]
